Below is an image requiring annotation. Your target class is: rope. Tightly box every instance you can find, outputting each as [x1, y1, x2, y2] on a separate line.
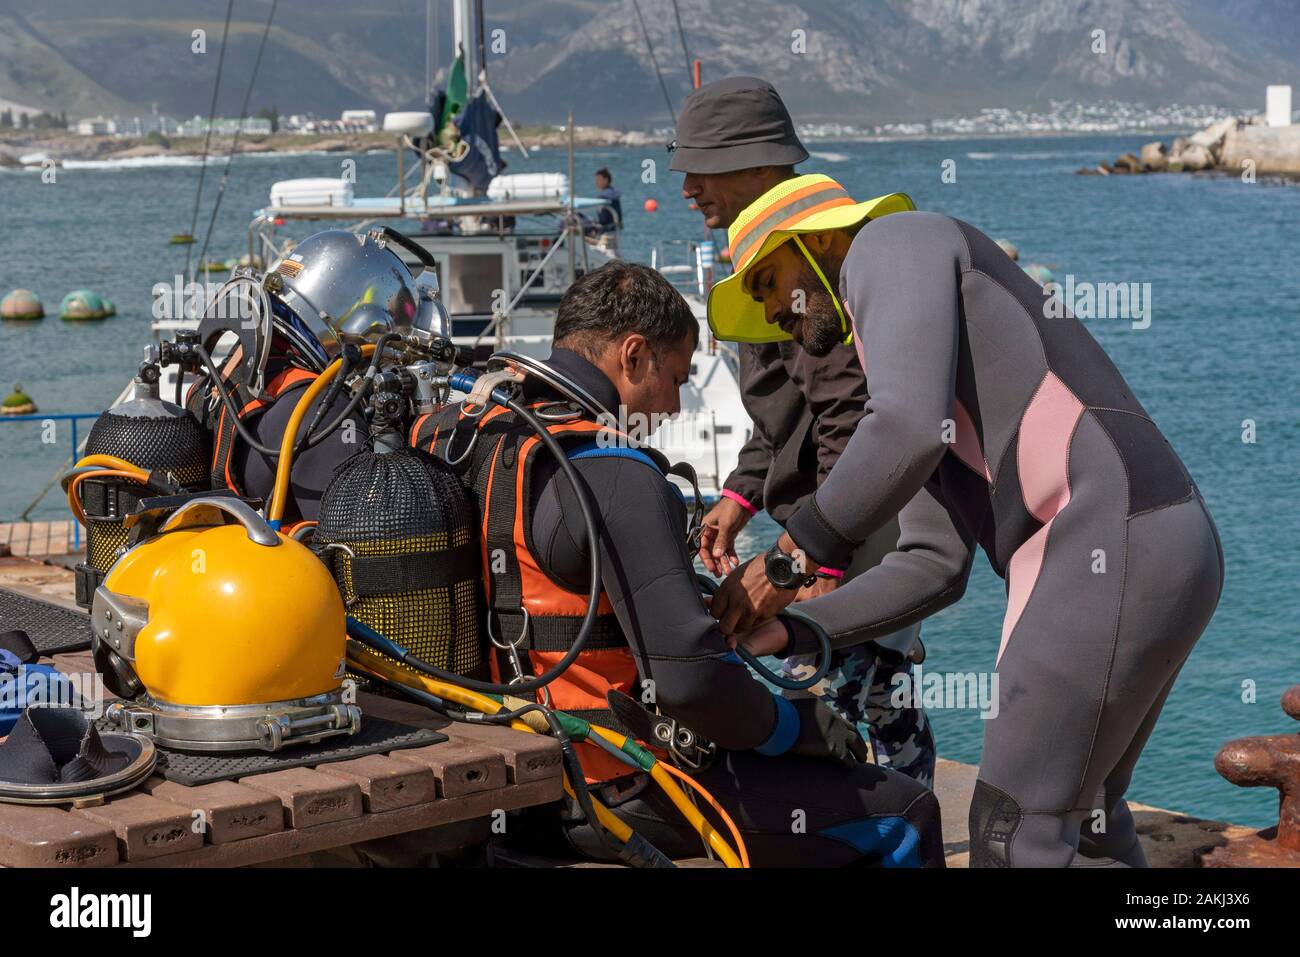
[184, 0, 235, 283]
[670, 0, 693, 77]
[195, 0, 280, 278]
[631, 0, 676, 126]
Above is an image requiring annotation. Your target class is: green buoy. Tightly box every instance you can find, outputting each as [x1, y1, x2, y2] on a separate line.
[169, 233, 196, 245]
[1022, 263, 1055, 286]
[60, 289, 111, 321]
[0, 289, 45, 320]
[1, 384, 36, 416]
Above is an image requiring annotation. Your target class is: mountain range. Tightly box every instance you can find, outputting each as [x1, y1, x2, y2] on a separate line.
[1, 0, 1295, 127]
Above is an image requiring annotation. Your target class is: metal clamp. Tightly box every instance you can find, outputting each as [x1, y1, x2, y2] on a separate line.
[89, 586, 149, 664]
[534, 401, 584, 422]
[652, 716, 716, 772]
[318, 542, 360, 608]
[441, 426, 479, 467]
[487, 609, 550, 707]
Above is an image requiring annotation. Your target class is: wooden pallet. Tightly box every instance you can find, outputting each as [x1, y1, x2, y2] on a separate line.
[0, 521, 81, 558]
[0, 652, 564, 868]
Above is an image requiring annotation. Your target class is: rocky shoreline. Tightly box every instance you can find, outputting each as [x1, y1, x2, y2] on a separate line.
[0, 126, 662, 168]
[1084, 115, 1300, 179]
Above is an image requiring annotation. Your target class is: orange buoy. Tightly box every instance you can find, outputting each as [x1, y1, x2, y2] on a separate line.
[644, 198, 658, 213]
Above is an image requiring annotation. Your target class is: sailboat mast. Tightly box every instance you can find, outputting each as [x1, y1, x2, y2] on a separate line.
[452, 0, 474, 93]
[476, 0, 488, 88]
[425, 0, 439, 103]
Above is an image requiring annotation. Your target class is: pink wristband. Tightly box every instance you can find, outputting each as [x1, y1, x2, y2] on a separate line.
[816, 566, 845, 579]
[720, 488, 759, 517]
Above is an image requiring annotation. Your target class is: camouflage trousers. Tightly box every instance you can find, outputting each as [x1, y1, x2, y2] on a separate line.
[783, 636, 936, 789]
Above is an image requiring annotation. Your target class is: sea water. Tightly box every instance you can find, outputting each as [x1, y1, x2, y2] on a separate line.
[1, 135, 1296, 827]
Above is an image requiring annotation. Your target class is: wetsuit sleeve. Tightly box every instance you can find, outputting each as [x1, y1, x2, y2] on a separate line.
[796, 342, 869, 503]
[537, 456, 783, 751]
[784, 212, 964, 569]
[787, 477, 974, 653]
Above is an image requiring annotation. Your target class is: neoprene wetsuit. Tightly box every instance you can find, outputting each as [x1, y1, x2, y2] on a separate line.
[780, 212, 1224, 868]
[511, 349, 945, 867]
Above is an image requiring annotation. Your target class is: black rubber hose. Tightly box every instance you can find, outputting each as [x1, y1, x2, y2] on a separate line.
[379, 225, 439, 269]
[294, 345, 354, 456]
[298, 333, 400, 452]
[359, 667, 551, 727]
[346, 389, 604, 697]
[696, 573, 834, 691]
[195, 344, 281, 460]
[536, 708, 637, 863]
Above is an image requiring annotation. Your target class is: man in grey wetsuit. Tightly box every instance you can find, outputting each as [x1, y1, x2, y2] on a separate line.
[708, 175, 1225, 867]
[672, 75, 934, 785]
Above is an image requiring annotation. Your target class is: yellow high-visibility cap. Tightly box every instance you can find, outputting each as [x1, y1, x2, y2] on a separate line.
[707, 174, 914, 343]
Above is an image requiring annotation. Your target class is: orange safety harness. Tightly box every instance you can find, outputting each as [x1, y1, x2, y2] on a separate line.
[413, 400, 671, 783]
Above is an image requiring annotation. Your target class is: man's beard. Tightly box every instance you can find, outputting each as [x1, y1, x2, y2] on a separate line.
[780, 261, 843, 357]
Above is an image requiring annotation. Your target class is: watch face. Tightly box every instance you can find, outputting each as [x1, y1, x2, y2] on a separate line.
[765, 549, 798, 589]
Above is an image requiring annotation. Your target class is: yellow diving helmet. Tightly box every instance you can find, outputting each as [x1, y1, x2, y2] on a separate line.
[92, 497, 361, 752]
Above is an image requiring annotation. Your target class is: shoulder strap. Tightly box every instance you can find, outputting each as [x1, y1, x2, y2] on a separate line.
[564, 439, 689, 509]
[565, 440, 665, 473]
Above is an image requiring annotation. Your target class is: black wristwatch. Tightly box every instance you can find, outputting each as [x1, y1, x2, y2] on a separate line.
[764, 540, 817, 590]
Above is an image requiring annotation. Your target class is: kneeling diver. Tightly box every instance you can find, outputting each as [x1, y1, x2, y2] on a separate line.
[412, 261, 944, 867]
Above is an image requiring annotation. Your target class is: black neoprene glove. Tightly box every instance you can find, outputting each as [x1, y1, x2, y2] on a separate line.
[789, 697, 869, 769]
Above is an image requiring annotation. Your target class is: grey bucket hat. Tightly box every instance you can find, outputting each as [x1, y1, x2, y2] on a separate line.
[668, 76, 809, 174]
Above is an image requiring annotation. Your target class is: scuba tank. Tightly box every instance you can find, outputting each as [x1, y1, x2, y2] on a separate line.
[72, 360, 211, 607]
[314, 373, 485, 677]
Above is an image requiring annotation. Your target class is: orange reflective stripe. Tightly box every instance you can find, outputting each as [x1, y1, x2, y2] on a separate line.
[733, 196, 857, 271]
[729, 180, 848, 257]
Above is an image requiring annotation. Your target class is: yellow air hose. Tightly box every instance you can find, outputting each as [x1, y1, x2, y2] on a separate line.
[347, 642, 746, 867]
[267, 344, 376, 525]
[588, 724, 750, 868]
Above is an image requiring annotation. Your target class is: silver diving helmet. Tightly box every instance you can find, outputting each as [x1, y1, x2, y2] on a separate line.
[264, 228, 450, 357]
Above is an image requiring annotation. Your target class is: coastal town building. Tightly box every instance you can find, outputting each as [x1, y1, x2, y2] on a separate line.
[176, 116, 274, 137]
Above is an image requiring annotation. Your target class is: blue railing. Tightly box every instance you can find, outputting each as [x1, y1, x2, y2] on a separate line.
[0, 412, 102, 550]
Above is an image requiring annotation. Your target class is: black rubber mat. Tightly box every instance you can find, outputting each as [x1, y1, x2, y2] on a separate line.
[0, 587, 93, 655]
[135, 716, 448, 786]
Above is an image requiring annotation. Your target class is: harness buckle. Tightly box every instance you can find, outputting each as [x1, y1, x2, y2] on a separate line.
[652, 716, 716, 773]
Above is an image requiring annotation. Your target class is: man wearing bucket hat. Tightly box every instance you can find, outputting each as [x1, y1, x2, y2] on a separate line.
[704, 151, 1224, 867]
[670, 76, 934, 787]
